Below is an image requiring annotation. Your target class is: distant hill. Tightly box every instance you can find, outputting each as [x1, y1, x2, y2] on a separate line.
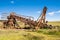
[0, 20, 7, 22]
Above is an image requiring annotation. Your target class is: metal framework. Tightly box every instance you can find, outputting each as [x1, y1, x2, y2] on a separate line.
[3, 7, 47, 29]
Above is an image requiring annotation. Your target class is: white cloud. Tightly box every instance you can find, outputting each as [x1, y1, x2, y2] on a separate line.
[0, 15, 1, 20]
[48, 12, 55, 16]
[48, 10, 60, 16]
[37, 11, 41, 13]
[57, 10, 60, 13]
[10, 1, 14, 4]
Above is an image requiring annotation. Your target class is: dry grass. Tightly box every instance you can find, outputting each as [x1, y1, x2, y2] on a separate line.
[0, 21, 60, 40]
[0, 29, 60, 40]
[48, 21, 60, 26]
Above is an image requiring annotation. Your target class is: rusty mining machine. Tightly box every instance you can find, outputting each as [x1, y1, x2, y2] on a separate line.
[3, 7, 50, 29]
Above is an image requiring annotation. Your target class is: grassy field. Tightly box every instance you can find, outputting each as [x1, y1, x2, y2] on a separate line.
[0, 21, 60, 40]
[48, 21, 60, 26]
[0, 29, 60, 40]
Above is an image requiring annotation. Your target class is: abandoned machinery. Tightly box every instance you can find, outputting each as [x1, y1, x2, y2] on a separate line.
[3, 7, 52, 29]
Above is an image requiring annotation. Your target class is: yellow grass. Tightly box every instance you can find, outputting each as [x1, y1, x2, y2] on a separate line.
[0, 29, 60, 40]
[48, 21, 60, 26]
[0, 21, 60, 40]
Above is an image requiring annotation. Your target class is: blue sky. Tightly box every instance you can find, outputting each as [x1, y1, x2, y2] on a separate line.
[0, 0, 60, 21]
